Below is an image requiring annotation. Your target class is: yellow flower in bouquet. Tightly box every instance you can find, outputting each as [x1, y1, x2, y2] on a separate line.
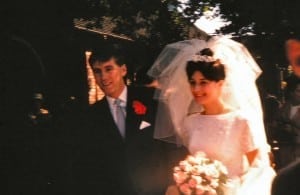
[173, 152, 229, 195]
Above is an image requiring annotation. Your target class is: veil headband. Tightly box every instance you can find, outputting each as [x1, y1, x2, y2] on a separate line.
[191, 54, 215, 62]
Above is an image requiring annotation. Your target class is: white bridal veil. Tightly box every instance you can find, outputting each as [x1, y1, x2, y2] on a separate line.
[148, 36, 270, 152]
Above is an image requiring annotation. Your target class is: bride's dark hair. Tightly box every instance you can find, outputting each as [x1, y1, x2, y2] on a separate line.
[186, 48, 225, 81]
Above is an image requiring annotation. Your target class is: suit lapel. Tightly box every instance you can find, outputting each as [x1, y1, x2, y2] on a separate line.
[94, 98, 125, 142]
[126, 87, 140, 139]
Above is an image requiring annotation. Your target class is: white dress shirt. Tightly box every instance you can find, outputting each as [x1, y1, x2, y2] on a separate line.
[106, 87, 127, 125]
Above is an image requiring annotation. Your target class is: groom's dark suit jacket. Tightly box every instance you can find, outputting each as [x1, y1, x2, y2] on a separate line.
[68, 86, 171, 195]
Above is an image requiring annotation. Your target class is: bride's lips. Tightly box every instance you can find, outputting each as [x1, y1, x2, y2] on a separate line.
[194, 94, 206, 102]
[194, 94, 205, 98]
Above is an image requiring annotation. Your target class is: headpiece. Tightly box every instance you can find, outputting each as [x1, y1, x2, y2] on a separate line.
[191, 54, 216, 63]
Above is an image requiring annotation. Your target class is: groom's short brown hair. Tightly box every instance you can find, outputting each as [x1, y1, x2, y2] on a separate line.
[89, 44, 126, 67]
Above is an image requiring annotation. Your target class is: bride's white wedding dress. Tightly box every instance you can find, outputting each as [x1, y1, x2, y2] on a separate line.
[183, 110, 276, 195]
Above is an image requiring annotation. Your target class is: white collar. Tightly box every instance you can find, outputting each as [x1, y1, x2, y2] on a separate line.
[106, 86, 127, 106]
[291, 104, 300, 108]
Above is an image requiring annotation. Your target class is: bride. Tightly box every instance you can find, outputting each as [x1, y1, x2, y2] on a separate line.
[148, 37, 276, 194]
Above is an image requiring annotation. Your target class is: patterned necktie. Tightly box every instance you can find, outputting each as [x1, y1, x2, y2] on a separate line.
[114, 99, 126, 138]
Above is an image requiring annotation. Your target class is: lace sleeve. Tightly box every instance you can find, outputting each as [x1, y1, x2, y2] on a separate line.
[241, 117, 271, 166]
[240, 119, 257, 154]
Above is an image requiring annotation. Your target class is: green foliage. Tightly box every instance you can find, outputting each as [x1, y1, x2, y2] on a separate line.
[72, 0, 196, 48]
[71, 0, 300, 80]
[216, 0, 300, 38]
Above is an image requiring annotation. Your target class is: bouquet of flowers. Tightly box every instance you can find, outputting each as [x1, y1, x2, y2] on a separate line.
[173, 152, 229, 195]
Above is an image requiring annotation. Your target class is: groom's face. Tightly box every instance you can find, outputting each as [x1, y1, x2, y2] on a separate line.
[92, 58, 127, 98]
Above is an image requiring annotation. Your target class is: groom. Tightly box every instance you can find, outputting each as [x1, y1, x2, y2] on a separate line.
[69, 45, 170, 195]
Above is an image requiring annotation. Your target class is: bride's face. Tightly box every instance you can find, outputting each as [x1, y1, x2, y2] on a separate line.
[189, 71, 223, 105]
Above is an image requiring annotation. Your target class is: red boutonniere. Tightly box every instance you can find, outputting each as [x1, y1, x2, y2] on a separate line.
[132, 100, 147, 115]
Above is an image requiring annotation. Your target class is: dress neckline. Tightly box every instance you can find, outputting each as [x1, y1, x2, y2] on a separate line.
[191, 109, 238, 118]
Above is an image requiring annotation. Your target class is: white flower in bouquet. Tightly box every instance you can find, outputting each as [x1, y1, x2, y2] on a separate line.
[173, 151, 229, 195]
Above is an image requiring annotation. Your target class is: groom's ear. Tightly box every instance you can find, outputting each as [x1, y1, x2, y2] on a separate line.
[217, 80, 225, 87]
[120, 64, 127, 77]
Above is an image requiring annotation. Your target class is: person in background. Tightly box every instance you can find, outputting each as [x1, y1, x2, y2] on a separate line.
[276, 78, 300, 168]
[283, 37, 300, 102]
[285, 38, 300, 78]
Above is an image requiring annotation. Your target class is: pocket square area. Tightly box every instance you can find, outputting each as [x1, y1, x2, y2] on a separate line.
[139, 121, 151, 130]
